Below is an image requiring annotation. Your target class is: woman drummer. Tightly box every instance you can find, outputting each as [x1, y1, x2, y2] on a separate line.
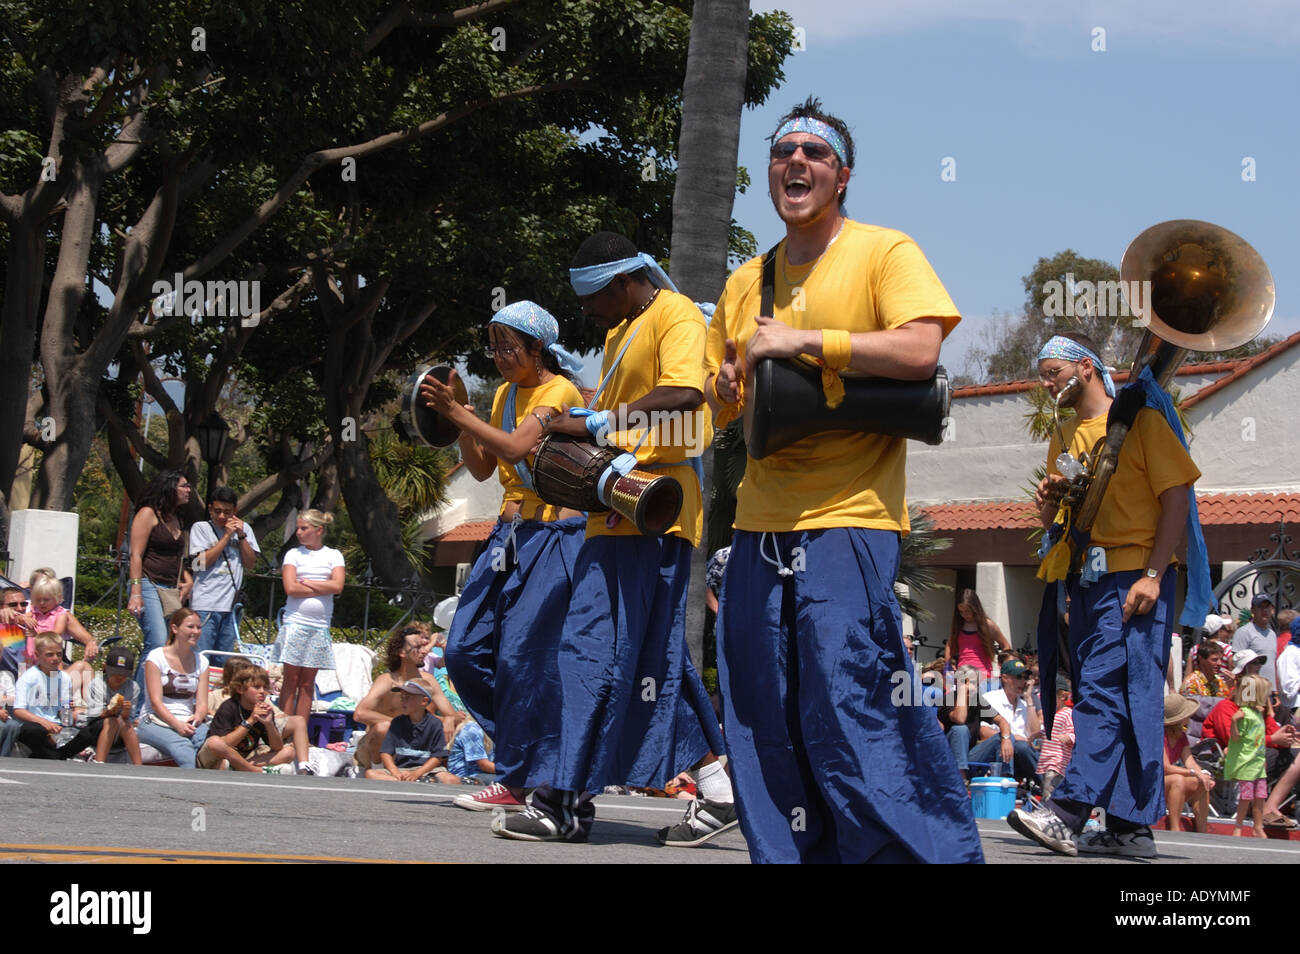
[420, 300, 586, 813]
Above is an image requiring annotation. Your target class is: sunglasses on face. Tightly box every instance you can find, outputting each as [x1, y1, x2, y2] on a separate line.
[4, 600, 28, 608]
[770, 140, 836, 162]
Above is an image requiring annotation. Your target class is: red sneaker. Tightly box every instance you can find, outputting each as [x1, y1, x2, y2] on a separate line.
[453, 782, 526, 812]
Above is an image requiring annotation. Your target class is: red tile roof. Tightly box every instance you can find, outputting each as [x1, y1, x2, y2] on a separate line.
[952, 330, 1300, 401]
[435, 520, 496, 543]
[920, 501, 1039, 531]
[921, 492, 1300, 531]
[1193, 493, 1300, 525]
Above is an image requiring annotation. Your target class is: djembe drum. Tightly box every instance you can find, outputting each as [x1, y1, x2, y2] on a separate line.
[532, 433, 683, 536]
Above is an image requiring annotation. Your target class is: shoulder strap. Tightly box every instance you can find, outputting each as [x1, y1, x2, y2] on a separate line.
[589, 314, 652, 409]
[501, 384, 535, 491]
[213, 521, 238, 579]
[760, 241, 781, 318]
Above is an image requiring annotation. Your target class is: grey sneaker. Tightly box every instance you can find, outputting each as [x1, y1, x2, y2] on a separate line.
[1078, 829, 1121, 855]
[1006, 806, 1078, 856]
[656, 799, 740, 847]
[1113, 826, 1157, 858]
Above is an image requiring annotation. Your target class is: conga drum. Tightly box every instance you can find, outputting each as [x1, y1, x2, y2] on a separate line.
[532, 434, 684, 536]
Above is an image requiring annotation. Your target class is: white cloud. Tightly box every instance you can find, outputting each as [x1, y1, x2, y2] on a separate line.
[757, 0, 1300, 53]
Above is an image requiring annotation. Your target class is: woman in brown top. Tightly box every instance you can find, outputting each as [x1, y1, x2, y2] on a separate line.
[127, 471, 194, 681]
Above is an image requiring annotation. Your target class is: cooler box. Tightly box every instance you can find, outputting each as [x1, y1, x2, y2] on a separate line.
[969, 776, 1017, 819]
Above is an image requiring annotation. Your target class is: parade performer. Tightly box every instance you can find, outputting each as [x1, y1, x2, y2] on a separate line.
[1008, 332, 1207, 858]
[704, 97, 983, 863]
[492, 232, 737, 846]
[420, 301, 587, 813]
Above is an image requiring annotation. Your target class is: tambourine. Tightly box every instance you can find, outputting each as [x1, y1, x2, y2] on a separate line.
[399, 365, 468, 447]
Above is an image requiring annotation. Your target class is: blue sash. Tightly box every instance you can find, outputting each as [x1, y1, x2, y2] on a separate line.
[502, 384, 534, 491]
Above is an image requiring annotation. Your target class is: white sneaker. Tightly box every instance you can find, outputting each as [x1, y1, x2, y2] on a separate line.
[1006, 806, 1078, 856]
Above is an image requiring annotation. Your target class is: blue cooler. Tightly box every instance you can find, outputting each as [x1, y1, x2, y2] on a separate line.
[969, 776, 1017, 819]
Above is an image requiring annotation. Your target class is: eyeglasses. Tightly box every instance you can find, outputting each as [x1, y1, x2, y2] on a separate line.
[770, 140, 836, 163]
[4, 599, 29, 608]
[1038, 363, 1077, 385]
[484, 346, 520, 359]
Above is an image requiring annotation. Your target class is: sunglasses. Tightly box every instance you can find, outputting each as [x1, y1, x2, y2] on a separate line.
[770, 140, 837, 162]
[3, 600, 28, 608]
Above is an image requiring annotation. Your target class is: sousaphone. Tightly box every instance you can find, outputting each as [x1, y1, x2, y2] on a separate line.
[1065, 219, 1275, 531]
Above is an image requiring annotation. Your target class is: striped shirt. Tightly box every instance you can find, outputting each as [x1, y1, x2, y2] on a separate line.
[1038, 706, 1074, 776]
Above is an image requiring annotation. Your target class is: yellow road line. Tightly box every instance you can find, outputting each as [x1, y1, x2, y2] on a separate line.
[0, 842, 427, 864]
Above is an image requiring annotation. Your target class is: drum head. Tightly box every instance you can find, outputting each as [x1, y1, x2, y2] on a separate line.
[400, 366, 468, 447]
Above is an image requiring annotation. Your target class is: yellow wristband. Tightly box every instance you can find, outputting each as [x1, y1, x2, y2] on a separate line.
[819, 329, 852, 409]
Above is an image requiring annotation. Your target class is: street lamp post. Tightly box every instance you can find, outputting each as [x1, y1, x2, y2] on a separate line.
[196, 411, 230, 504]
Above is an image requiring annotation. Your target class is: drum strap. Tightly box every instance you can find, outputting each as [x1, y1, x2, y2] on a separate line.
[588, 319, 648, 409]
[760, 241, 781, 317]
[502, 384, 535, 491]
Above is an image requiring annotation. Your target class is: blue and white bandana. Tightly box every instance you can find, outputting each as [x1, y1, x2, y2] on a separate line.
[491, 300, 584, 377]
[569, 252, 678, 297]
[1036, 335, 1116, 397]
[772, 117, 848, 166]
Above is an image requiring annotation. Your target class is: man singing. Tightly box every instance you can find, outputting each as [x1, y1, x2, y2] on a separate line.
[704, 97, 983, 863]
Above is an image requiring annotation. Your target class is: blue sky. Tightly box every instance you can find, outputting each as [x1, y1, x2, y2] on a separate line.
[721, 0, 1299, 381]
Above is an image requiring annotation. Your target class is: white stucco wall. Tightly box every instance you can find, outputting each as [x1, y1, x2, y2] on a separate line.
[907, 350, 1300, 505]
[1180, 347, 1300, 494]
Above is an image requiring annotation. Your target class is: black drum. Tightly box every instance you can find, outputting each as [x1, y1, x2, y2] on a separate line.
[743, 358, 951, 459]
[399, 365, 468, 447]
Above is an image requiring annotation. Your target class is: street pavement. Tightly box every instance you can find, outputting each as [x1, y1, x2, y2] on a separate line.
[3, 759, 1297, 864]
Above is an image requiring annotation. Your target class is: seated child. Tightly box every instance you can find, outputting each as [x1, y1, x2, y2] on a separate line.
[198, 665, 313, 773]
[12, 634, 82, 758]
[447, 716, 495, 783]
[365, 678, 460, 783]
[52, 647, 145, 763]
[1037, 677, 1075, 800]
[1163, 693, 1214, 833]
[22, 571, 98, 702]
[0, 666, 20, 757]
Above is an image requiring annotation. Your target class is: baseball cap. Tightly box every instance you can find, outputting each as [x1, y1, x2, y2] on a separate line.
[1251, 594, 1274, 607]
[390, 679, 434, 702]
[1001, 659, 1029, 678]
[104, 647, 135, 675]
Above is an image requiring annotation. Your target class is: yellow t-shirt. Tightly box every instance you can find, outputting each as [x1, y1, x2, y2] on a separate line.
[704, 220, 961, 533]
[489, 375, 584, 519]
[588, 290, 709, 545]
[1046, 407, 1201, 572]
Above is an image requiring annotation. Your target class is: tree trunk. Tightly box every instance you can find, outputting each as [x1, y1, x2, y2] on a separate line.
[0, 221, 47, 499]
[668, 0, 750, 305]
[669, 0, 751, 674]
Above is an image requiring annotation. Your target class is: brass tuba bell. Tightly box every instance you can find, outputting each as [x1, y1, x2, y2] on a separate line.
[1069, 220, 1275, 534]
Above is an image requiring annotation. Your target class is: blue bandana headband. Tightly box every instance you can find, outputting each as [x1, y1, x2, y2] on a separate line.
[569, 252, 678, 297]
[491, 300, 585, 378]
[772, 117, 848, 166]
[1036, 335, 1116, 397]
